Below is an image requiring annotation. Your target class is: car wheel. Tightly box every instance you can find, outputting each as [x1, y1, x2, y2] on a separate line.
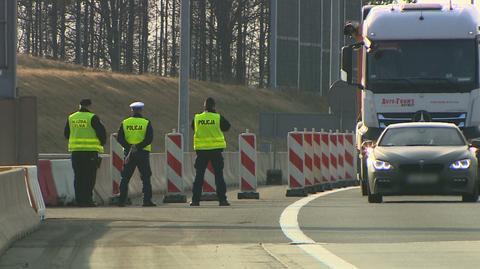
[462, 181, 479, 203]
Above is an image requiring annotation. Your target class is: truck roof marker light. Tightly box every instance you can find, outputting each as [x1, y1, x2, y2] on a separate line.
[401, 3, 443, 11]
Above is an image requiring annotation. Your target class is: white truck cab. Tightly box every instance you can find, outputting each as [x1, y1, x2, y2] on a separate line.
[341, 2, 480, 194]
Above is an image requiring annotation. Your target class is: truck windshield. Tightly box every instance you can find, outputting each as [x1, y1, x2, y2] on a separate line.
[367, 40, 477, 93]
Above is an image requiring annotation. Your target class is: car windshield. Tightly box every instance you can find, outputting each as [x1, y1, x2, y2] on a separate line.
[378, 127, 466, 146]
[367, 40, 477, 93]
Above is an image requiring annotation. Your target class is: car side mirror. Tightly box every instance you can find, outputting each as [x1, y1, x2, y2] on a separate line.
[361, 140, 375, 155]
[362, 140, 375, 148]
[470, 139, 480, 148]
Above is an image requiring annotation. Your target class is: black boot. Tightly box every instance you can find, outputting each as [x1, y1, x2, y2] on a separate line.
[219, 200, 230, 206]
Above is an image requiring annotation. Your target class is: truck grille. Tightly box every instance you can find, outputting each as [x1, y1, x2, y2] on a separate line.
[377, 112, 466, 128]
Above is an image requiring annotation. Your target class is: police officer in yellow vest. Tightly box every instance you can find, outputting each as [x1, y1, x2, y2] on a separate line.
[64, 99, 106, 207]
[117, 102, 156, 207]
[191, 97, 231, 206]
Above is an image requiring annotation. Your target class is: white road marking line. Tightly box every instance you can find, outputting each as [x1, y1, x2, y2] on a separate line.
[280, 187, 360, 269]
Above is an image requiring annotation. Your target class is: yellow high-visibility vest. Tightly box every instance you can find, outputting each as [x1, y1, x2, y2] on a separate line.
[193, 112, 226, 150]
[122, 117, 152, 151]
[68, 112, 104, 152]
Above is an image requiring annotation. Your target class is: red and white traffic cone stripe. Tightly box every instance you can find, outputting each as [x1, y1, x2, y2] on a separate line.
[286, 129, 307, 197]
[164, 130, 187, 203]
[313, 131, 323, 192]
[110, 133, 124, 200]
[337, 131, 346, 187]
[344, 131, 357, 186]
[303, 130, 316, 194]
[329, 131, 339, 188]
[320, 131, 331, 190]
[238, 130, 259, 199]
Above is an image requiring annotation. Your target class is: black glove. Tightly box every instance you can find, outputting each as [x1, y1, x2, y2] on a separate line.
[96, 156, 102, 168]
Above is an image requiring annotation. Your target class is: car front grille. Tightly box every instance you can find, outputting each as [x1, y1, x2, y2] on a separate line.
[399, 164, 444, 173]
[377, 112, 466, 128]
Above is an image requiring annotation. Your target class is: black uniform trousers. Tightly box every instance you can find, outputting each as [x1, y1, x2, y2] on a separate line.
[119, 150, 153, 203]
[192, 149, 227, 203]
[71, 151, 99, 205]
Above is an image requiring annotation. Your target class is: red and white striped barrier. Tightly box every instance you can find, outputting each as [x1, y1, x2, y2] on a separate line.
[110, 133, 124, 200]
[337, 131, 346, 187]
[164, 130, 187, 203]
[37, 159, 75, 206]
[344, 131, 357, 185]
[313, 130, 323, 192]
[37, 159, 60, 206]
[286, 129, 307, 197]
[238, 130, 259, 199]
[320, 131, 331, 190]
[329, 131, 339, 188]
[303, 129, 316, 194]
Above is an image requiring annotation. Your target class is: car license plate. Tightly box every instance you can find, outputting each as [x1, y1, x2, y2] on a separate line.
[407, 174, 438, 184]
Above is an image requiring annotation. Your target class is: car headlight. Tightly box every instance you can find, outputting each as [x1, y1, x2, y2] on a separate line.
[450, 159, 471, 170]
[372, 160, 392, 171]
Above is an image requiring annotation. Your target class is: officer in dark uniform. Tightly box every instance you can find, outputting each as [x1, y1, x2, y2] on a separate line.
[190, 97, 231, 206]
[117, 102, 156, 207]
[64, 99, 106, 207]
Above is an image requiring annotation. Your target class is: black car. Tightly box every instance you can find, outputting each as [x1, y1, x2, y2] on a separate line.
[366, 122, 478, 203]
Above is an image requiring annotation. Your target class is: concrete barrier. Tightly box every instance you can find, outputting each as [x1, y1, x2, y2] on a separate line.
[50, 160, 76, 204]
[94, 157, 111, 205]
[0, 169, 40, 255]
[23, 166, 47, 220]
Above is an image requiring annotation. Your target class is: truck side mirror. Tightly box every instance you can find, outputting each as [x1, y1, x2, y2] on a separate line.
[341, 46, 353, 84]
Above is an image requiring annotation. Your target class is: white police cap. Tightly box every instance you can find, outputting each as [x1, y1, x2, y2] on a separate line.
[129, 102, 145, 109]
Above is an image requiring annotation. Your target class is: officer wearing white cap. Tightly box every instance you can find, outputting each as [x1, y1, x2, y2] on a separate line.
[116, 101, 156, 207]
[64, 99, 106, 207]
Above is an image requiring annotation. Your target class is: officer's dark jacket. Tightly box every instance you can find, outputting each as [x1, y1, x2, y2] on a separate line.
[117, 113, 153, 152]
[64, 107, 107, 146]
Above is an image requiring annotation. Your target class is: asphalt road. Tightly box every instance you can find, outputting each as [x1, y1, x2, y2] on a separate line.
[299, 189, 480, 269]
[1, 186, 480, 269]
